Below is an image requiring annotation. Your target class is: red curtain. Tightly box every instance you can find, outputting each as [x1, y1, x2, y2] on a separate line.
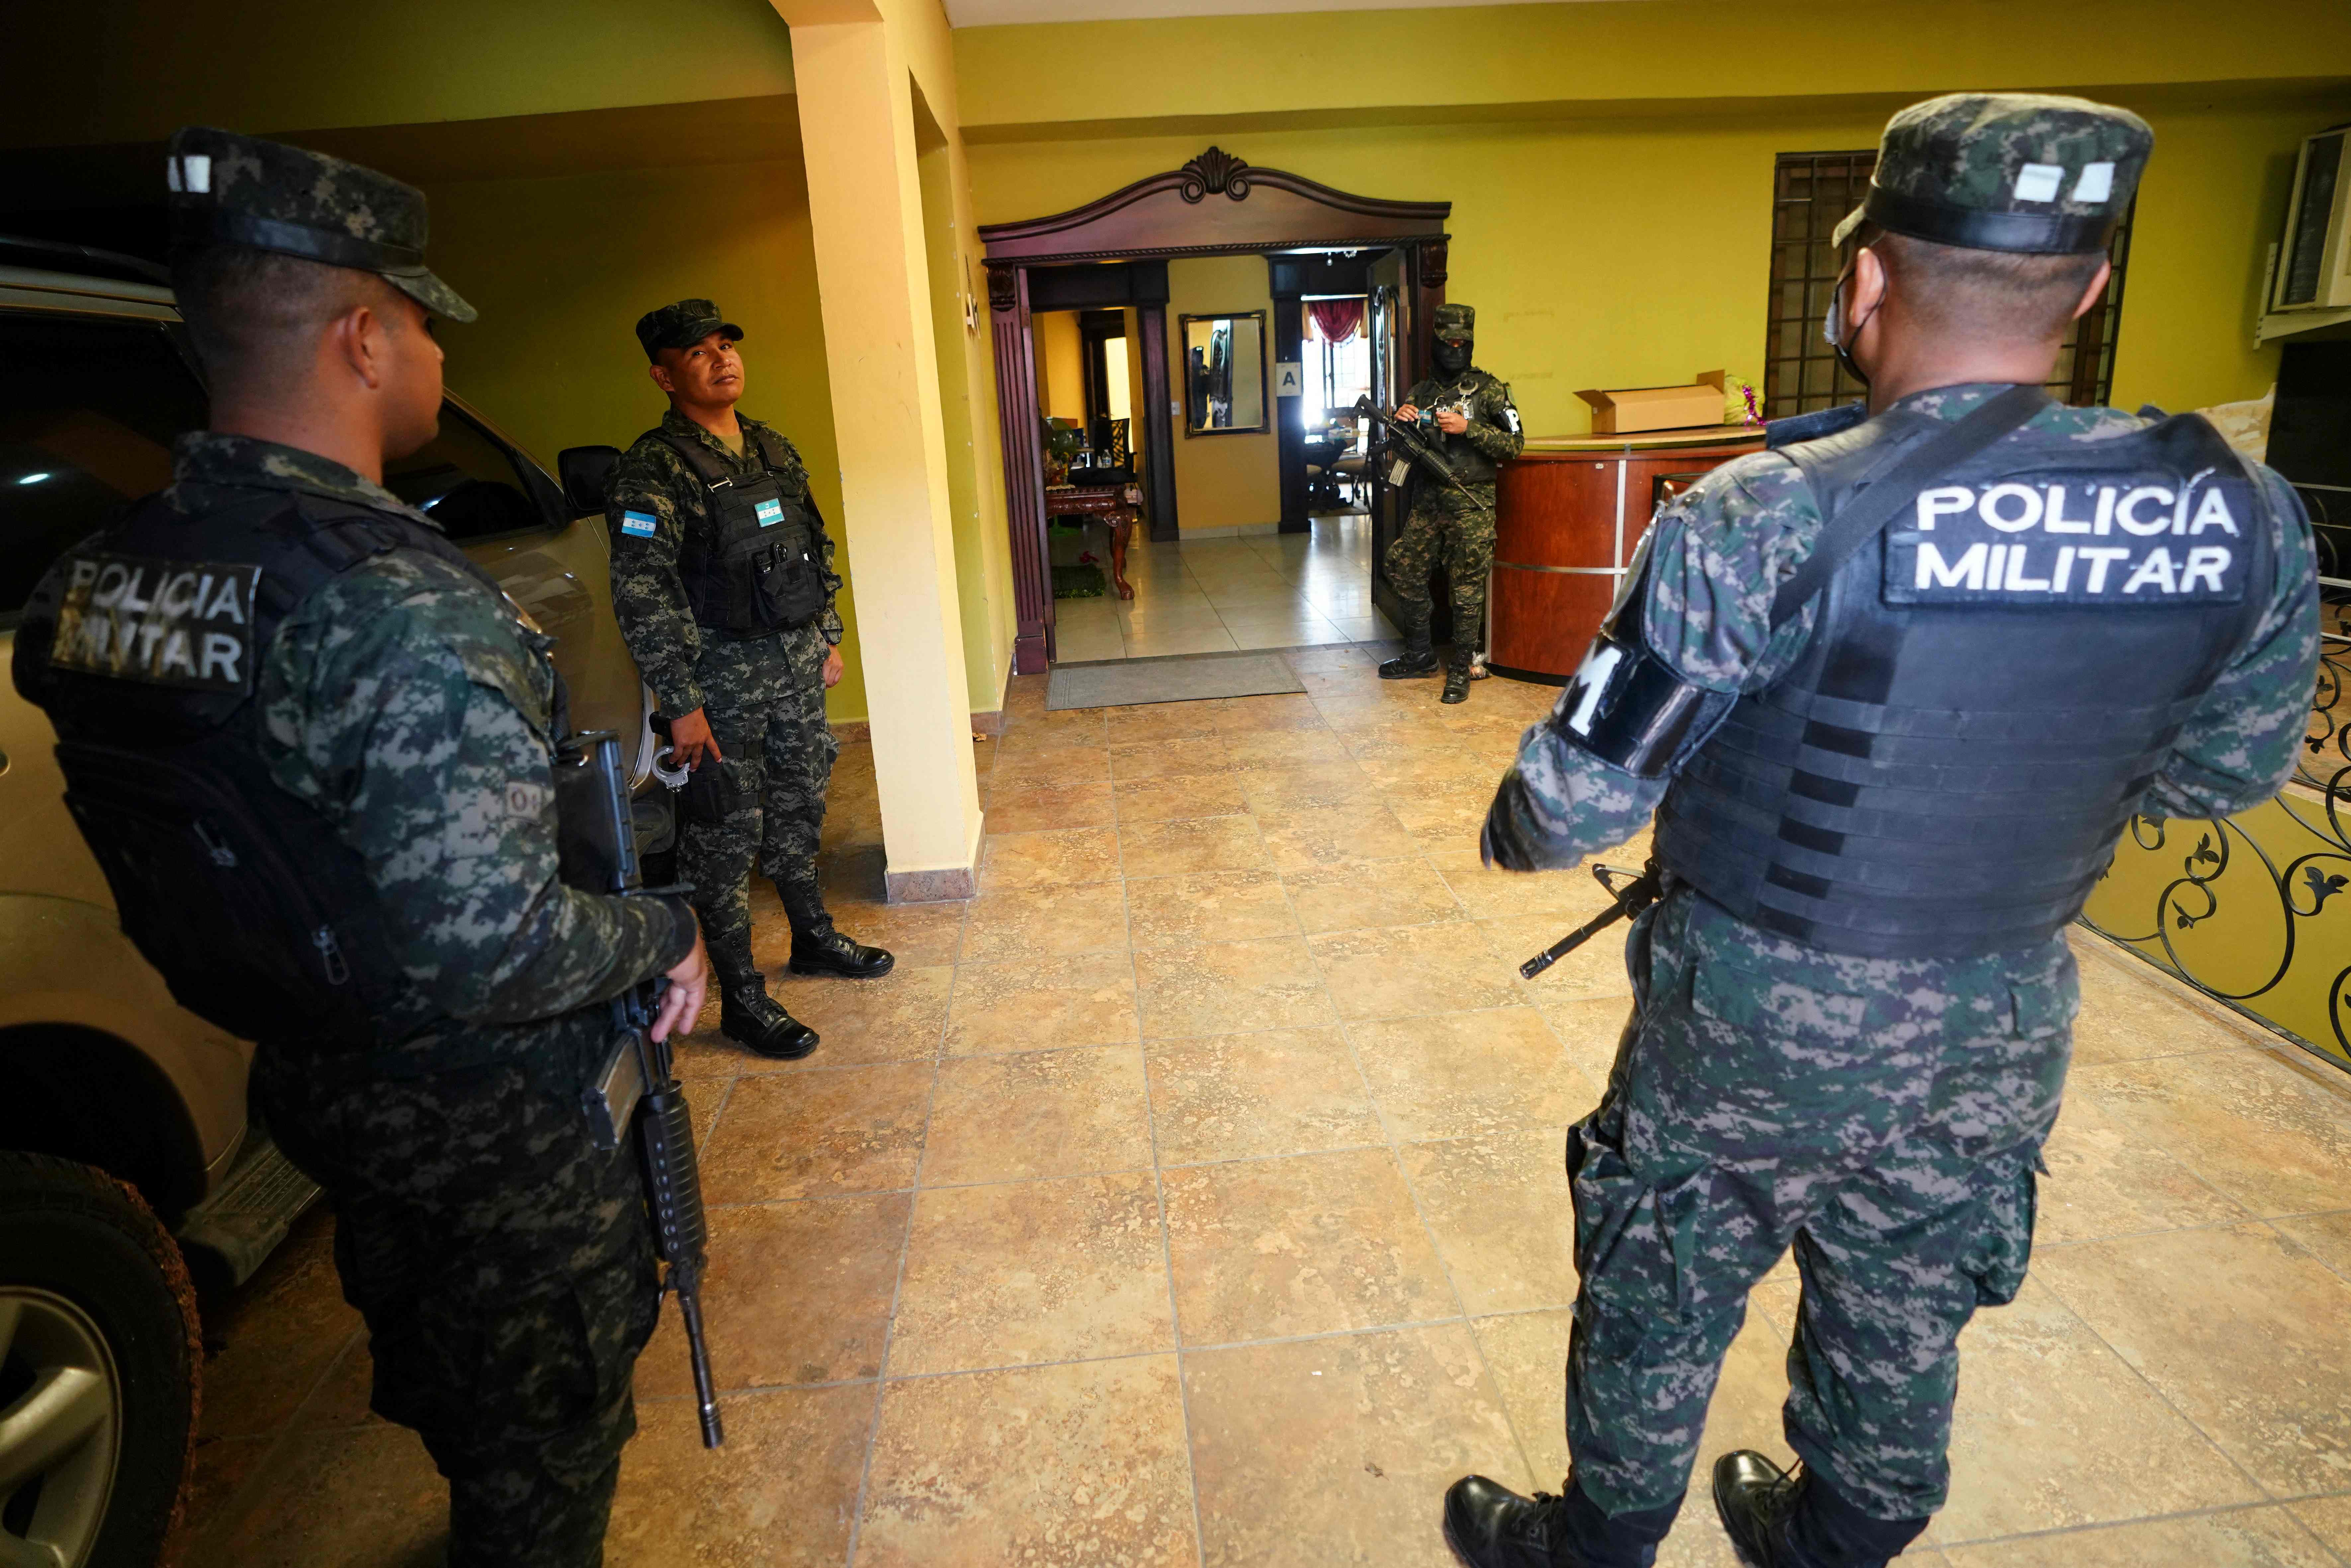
[1306, 299, 1363, 344]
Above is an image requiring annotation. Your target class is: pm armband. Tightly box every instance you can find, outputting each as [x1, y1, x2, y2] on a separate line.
[1548, 552, 1734, 779]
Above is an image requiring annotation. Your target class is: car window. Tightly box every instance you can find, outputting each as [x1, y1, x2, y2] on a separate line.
[0, 312, 208, 628]
[384, 405, 558, 543]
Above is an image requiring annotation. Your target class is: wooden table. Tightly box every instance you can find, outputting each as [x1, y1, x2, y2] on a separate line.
[1491, 427, 1764, 681]
[1045, 480, 1145, 600]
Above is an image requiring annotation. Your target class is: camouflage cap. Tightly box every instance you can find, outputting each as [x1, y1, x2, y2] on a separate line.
[636, 299, 745, 360]
[1835, 93, 2151, 255]
[1433, 303, 1475, 337]
[165, 126, 476, 323]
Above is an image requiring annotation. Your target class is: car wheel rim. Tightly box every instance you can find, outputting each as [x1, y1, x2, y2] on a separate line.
[0, 1288, 123, 1568]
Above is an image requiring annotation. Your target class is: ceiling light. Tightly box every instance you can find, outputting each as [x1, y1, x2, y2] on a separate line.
[17, 471, 52, 484]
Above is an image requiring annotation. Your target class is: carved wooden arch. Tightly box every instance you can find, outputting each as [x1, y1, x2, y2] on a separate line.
[981, 149, 1452, 674]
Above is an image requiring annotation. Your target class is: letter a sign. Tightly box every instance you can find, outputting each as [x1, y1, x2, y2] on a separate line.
[1273, 362, 1304, 397]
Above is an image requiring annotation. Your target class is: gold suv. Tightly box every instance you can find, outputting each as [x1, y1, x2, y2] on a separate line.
[0, 238, 657, 1568]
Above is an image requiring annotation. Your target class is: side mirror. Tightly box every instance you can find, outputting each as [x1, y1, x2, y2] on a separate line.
[558, 445, 623, 515]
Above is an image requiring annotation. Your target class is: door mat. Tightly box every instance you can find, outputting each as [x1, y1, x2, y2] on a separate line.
[1046, 651, 1307, 711]
[1052, 562, 1106, 599]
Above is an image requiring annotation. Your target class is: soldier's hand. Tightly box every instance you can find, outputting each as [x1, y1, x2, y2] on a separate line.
[822, 646, 844, 689]
[1396, 404, 1420, 422]
[668, 707, 723, 770]
[1436, 410, 1469, 435]
[652, 924, 711, 1044]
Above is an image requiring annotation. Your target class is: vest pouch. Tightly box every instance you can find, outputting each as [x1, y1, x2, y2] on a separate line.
[675, 745, 760, 828]
[54, 739, 378, 1044]
[751, 515, 826, 631]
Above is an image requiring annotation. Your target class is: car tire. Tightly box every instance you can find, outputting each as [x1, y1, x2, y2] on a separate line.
[0, 1151, 200, 1568]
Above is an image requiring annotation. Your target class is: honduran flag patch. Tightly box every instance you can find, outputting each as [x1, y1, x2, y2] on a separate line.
[620, 510, 658, 538]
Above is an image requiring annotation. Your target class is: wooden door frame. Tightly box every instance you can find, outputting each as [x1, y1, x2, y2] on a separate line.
[980, 147, 1450, 674]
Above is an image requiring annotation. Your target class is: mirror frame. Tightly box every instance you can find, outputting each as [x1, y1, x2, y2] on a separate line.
[1177, 309, 1270, 437]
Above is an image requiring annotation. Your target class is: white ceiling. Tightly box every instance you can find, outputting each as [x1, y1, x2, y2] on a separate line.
[947, 0, 1618, 28]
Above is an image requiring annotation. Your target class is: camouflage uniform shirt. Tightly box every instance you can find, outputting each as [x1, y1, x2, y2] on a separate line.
[607, 409, 842, 718]
[1485, 384, 2320, 870]
[1402, 367, 1523, 483]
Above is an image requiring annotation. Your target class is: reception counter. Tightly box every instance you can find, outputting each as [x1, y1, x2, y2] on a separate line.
[1490, 427, 1765, 682]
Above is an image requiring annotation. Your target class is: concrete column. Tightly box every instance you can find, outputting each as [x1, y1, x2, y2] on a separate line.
[782, 12, 983, 900]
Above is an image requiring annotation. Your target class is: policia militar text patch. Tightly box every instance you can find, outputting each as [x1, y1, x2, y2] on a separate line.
[48, 553, 262, 694]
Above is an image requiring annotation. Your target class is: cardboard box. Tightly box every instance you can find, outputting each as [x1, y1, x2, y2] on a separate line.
[1576, 370, 1728, 435]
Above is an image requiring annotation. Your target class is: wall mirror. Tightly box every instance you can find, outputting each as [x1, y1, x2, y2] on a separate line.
[1179, 311, 1267, 435]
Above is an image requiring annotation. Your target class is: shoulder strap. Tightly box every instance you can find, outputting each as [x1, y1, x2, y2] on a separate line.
[1768, 385, 2050, 631]
[747, 425, 794, 476]
[653, 429, 733, 488]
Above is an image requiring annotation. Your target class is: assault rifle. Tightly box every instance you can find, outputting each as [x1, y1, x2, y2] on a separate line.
[554, 730, 725, 1449]
[1352, 395, 1493, 523]
[1520, 861, 1661, 980]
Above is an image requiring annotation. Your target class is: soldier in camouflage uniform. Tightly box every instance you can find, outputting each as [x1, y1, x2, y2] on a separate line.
[1380, 302, 1524, 703]
[607, 301, 892, 1063]
[1442, 96, 2320, 1568]
[11, 129, 711, 1566]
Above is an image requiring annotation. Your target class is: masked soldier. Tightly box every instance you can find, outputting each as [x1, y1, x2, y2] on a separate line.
[1443, 95, 2319, 1568]
[11, 129, 712, 1566]
[1380, 302, 1524, 703]
[606, 302, 891, 1063]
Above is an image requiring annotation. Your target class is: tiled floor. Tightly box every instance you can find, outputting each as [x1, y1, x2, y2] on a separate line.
[1052, 512, 1397, 662]
[176, 653, 2351, 1567]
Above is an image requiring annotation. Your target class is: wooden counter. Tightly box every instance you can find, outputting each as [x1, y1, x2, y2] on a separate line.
[1490, 427, 1764, 682]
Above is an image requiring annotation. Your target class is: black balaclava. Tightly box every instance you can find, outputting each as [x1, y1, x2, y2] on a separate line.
[1434, 333, 1472, 375]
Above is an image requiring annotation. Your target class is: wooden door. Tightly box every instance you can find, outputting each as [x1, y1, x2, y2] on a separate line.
[1366, 249, 1410, 629]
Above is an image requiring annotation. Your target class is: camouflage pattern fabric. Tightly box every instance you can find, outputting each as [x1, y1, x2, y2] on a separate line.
[607, 409, 843, 720]
[1836, 93, 2154, 250]
[1401, 366, 1524, 485]
[1484, 384, 2321, 871]
[165, 126, 475, 322]
[253, 1008, 655, 1568]
[1564, 882, 2072, 1520]
[679, 621, 839, 972]
[1385, 481, 1498, 646]
[636, 297, 744, 359]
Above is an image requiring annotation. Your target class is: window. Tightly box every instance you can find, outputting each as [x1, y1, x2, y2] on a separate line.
[382, 404, 556, 543]
[1761, 151, 2133, 419]
[0, 312, 209, 627]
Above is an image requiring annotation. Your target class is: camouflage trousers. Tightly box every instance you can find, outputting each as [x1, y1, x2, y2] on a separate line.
[1564, 880, 2075, 1525]
[1385, 481, 1496, 646]
[683, 621, 837, 976]
[254, 1009, 660, 1567]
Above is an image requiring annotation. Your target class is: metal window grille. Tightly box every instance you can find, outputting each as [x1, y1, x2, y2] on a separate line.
[1762, 151, 2133, 418]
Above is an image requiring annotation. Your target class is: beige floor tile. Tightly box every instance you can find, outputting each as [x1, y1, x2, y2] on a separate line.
[1213, 692, 1328, 732]
[1284, 857, 1464, 935]
[1310, 924, 1523, 1020]
[945, 952, 1138, 1053]
[794, 897, 967, 969]
[1255, 802, 1422, 870]
[1922, 1278, 2262, 1544]
[2072, 1049, 2351, 1217]
[1134, 935, 1336, 1038]
[1120, 812, 1270, 876]
[189, 1425, 446, 1568]
[606, 1384, 873, 1568]
[1353, 1008, 1601, 1141]
[1355, 746, 1505, 793]
[888, 1173, 1176, 1375]
[1400, 1132, 1577, 1314]
[1388, 779, 1506, 851]
[699, 1063, 931, 1203]
[982, 778, 1117, 833]
[195, 1232, 359, 1441]
[979, 826, 1123, 892]
[1185, 1323, 1529, 1568]
[2032, 1222, 2351, 1496]
[958, 880, 1129, 965]
[993, 711, 1109, 753]
[761, 964, 953, 1070]
[1107, 699, 1227, 744]
[1164, 1147, 1457, 1343]
[1127, 868, 1299, 949]
[639, 1193, 907, 1394]
[2289, 1494, 2351, 1556]
[1239, 762, 1385, 813]
[1113, 734, 1238, 778]
[1147, 1027, 1384, 1165]
[2270, 1209, 2351, 1283]
[2034, 1091, 2250, 1246]
[921, 1045, 1155, 1186]
[1483, 911, 1638, 1003]
[1223, 727, 1353, 772]
[2067, 932, 2266, 1065]
[1534, 995, 1635, 1087]
[1940, 1507, 2338, 1567]
[1114, 769, 1255, 822]
[989, 744, 1110, 790]
[1435, 850, 1626, 920]
[858, 1356, 1198, 1568]
[1128, 626, 1244, 657]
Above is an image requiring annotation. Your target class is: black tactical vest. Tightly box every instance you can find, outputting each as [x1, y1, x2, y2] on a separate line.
[1654, 407, 2274, 959]
[1408, 371, 1508, 484]
[12, 488, 548, 1051]
[661, 426, 827, 635]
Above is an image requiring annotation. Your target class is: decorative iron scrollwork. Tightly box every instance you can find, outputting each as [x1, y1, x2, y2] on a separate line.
[1179, 148, 1252, 203]
[2083, 631, 2351, 1068]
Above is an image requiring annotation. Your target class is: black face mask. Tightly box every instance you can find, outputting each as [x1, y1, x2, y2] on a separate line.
[1824, 256, 1877, 390]
[1434, 336, 1472, 374]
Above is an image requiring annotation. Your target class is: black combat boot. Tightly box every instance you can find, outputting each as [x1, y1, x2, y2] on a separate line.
[788, 918, 895, 980]
[1379, 609, 1439, 679]
[718, 977, 820, 1060]
[1442, 647, 1474, 704]
[1712, 1453, 1927, 1568]
[1443, 1474, 1681, 1568]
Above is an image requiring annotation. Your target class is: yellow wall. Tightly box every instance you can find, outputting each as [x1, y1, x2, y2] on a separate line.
[1036, 310, 1087, 423]
[420, 156, 869, 723]
[1167, 255, 1281, 532]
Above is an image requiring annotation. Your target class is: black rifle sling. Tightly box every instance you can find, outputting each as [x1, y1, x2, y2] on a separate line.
[1767, 384, 2050, 632]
